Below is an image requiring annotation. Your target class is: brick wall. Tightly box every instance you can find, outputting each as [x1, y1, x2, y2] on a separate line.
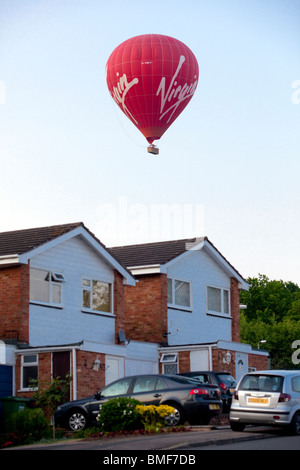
[248, 353, 269, 371]
[0, 264, 30, 344]
[230, 277, 240, 342]
[113, 270, 125, 344]
[123, 273, 168, 343]
[76, 350, 106, 399]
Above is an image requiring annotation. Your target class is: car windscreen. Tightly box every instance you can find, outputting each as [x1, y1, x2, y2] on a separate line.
[239, 374, 283, 393]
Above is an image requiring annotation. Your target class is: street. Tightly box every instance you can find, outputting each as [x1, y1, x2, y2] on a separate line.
[4, 425, 300, 451]
[201, 435, 300, 450]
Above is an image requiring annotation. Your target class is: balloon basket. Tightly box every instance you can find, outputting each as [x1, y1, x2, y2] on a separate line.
[147, 145, 159, 155]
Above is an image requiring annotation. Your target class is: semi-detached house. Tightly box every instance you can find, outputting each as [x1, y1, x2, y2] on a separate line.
[0, 222, 268, 402]
[110, 237, 268, 382]
[0, 223, 158, 401]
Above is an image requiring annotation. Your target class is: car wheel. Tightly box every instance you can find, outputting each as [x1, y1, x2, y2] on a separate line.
[164, 403, 185, 426]
[290, 412, 300, 435]
[67, 409, 88, 431]
[230, 421, 245, 432]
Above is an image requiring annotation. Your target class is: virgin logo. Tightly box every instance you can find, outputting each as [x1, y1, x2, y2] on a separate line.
[156, 55, 198, 123]
[111, 72, 139, 124]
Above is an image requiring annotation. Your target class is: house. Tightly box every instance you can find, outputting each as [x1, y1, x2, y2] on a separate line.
[0, 223, 159, 401]
[110, 237, 269, 382]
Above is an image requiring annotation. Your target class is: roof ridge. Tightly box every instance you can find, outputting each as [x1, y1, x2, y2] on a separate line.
[0, 222, 83, 237]
[109, 236, 206, 250]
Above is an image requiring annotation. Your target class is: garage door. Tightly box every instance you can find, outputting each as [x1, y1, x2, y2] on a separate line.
[0, 365, 13, 397]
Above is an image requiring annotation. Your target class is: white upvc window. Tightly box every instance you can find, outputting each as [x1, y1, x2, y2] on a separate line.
[30, 268, 65, 306]
[167, 278, 192, 310]
[21, 354, 38, 390]
[207, 285, 230, 315]
[82, 278, 112, 314]
[160, 353, 178, 375]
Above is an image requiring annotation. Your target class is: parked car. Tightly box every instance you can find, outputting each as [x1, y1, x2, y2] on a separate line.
[178, 371, 236, 411]
[54, 374, 223, 431]
[230, 370, 300, 435]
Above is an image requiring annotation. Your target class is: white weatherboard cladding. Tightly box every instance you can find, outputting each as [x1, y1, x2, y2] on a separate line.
[29, 236, 116, 346]
[167, 249, 232, 346]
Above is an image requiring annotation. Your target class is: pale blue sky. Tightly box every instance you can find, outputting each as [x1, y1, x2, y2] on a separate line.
[0, 0, 299, 285]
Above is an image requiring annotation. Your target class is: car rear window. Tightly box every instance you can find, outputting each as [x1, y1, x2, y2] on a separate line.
[216, 374, 236, 386]
[239, 374, 283, 392]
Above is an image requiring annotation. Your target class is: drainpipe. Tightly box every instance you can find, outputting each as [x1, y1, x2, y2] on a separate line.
[72, 348, 77, 400]
[209, 346, 213, 371]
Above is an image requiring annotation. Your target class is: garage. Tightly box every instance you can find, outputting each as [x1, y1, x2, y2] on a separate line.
[0, 365, 13, 398]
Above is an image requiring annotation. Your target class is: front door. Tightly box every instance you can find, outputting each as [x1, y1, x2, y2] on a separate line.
[52, 351, 70, 401]
[235, 352, 248, 383]
[105, 356, 124, 385]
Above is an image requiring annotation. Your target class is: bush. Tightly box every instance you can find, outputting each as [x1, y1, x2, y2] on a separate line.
[8, 408, 51, 445]
[97, 397, 142, 432]
[135, 404, 175, 432]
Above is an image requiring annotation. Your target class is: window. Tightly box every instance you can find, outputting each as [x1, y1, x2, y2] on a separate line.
[21, 354, 38, 389]
[292, 376, 300, 393]
[160, 353, 178, 375]
[82, 279, 112, 313]
[167, 278, 191, 309]
[207, 285, 230, 315]
[101, 377, 131, 398]
[30, 268, 64, 305]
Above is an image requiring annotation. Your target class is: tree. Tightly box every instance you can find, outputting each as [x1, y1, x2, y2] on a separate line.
[240, 275, 300, 369]
[240, 274, 300, 323]
[30, 374, 71, 439]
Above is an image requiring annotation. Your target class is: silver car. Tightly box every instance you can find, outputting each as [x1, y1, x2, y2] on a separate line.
[230, 370, 300, 435]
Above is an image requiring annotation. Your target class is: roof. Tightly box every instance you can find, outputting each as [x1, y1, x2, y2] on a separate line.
[0, 222, 83, 256]
[0, 222, 135, 285]
[110, 237, 248, 288]
[110, 237, 206, 267]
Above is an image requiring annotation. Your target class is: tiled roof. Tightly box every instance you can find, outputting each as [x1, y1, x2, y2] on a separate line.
[0, 222, 83, 256]
[110, 237, 247, 284]
[109, 237, 206, 267]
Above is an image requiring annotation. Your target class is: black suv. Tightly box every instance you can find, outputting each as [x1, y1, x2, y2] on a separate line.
[178, 371, 236, 412]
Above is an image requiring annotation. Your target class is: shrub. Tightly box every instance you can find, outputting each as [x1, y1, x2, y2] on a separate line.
[135, 404, 175, 432]
[8, 408, 51, 445]
[97, 397, 142, 432]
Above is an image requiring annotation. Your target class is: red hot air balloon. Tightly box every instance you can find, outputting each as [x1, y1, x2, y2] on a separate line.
[106, 34, 199, 154]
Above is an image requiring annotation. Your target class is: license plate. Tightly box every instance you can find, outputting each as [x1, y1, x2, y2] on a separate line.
[248, 397, 269, 405]
[209, 404, 220, 410]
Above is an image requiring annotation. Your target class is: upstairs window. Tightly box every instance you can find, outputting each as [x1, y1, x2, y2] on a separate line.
[82, 279, 112, 314]
[167, 278, 192, 310]
[30, 268, 65, 306]
[207, 285, 230, 315]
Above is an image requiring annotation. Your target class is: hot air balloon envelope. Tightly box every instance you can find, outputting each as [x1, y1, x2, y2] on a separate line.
[106, 34, 199, 149]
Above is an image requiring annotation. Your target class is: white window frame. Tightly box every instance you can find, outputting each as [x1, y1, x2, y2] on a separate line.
[30, 268, 65, 308]
[167, 277, 192, 311]
[160, 353, 178, 374]
[82, 277, 114, 316]
[206, 284, 231, 317]
[20, 354, 38, 391]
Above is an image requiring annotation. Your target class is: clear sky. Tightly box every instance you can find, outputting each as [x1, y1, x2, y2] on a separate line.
[0, 0, 299, 285]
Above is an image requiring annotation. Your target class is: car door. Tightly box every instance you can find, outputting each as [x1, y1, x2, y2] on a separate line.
[131, 376, 166, 406]
[85, 376, 133, 422]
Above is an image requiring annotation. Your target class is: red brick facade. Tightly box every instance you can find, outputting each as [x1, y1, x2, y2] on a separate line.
[113, 270, 125, 343]
[230, 277, 240, 342]
[123, 273, 168, 343]
[0, 264, 30, 344]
